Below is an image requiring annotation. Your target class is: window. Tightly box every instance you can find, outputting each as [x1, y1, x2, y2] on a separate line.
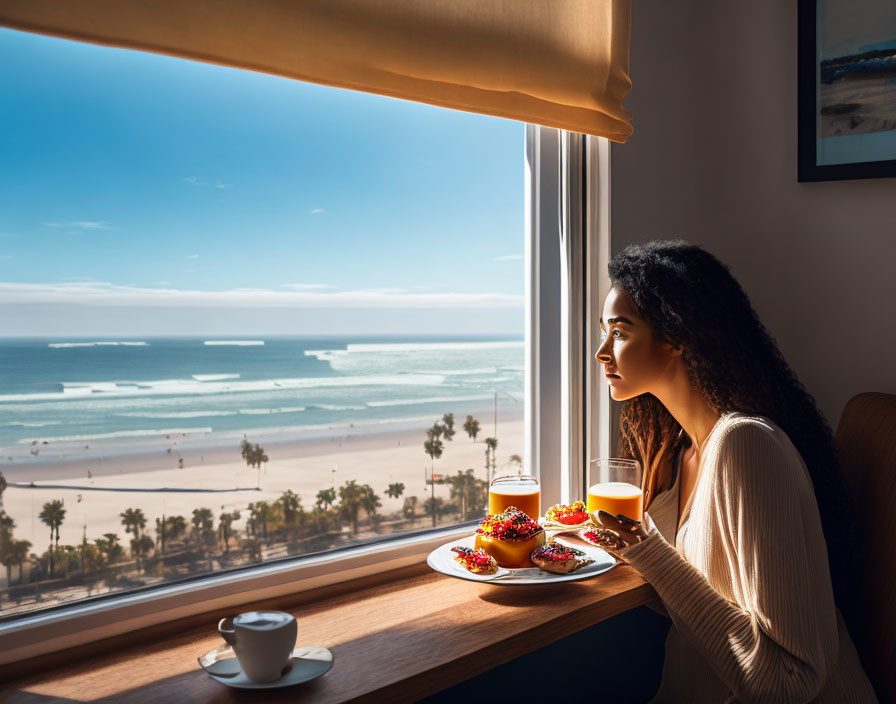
[0, 29, 606, 664]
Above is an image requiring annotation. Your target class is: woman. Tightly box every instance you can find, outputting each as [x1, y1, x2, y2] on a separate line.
[590, 240, 877, 703]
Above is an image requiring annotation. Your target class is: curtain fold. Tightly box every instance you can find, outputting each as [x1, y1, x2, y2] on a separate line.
[0, 0, 632, 141]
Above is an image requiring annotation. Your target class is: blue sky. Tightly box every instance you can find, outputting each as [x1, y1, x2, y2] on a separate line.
[0, 29, 525, 336]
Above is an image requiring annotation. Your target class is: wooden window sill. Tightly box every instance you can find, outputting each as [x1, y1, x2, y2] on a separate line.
[1, 561, 655, 703]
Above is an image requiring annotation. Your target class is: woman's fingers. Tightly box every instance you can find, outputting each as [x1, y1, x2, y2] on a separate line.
[595, 510, 648, 543]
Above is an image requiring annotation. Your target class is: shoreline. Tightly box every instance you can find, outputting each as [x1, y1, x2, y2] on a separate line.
[3, 412, 525, 549]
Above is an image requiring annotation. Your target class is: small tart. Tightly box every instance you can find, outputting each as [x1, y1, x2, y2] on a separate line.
[450, 546, 499, 575]
[544, 500, 592, 527]
[578, 527, 627, 552]
[530, 541, 594, 574]
[474, 506, 546, 568]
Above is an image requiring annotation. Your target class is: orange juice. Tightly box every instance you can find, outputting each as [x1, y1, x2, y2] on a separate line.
[488, 482, 540, 519]
[586, 482, 643, 521]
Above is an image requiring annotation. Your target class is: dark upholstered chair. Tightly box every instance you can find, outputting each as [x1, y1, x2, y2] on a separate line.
[834, 392, 896, 702]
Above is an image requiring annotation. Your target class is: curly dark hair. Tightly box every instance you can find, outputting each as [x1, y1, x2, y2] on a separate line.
[608, 238, 857, 617]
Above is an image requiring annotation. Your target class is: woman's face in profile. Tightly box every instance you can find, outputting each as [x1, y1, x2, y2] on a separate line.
[595, 285, 678, 401]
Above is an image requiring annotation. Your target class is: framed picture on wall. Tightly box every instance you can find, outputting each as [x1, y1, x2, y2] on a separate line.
[798, 0, 896, 181]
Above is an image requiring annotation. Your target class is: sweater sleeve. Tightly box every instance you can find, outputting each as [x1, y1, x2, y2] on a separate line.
[620, 421, 838, 704]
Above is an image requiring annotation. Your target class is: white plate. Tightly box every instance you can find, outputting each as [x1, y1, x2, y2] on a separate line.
[198, 644, 333, 689]
[426, 534, 616, 585]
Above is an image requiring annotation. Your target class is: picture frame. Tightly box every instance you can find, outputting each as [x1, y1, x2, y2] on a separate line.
[798, 0, 896, 182]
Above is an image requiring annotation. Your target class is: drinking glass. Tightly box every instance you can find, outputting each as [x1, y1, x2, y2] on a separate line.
[587, 458, 643, 521]
[488, 473, 540, 519]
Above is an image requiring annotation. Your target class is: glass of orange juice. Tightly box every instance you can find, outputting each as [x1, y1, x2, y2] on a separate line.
[488, 473, 540, 519]
[587, 458, 643, 522]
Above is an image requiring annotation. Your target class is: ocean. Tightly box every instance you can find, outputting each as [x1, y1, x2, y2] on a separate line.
[0, 335, 524, 458]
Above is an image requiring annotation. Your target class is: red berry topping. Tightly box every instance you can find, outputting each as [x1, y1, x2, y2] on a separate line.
[475, 506, 543, 541]
[450, 545, 497, 574]
[532, 542, 587, 562]
[545, 501, 590, 524]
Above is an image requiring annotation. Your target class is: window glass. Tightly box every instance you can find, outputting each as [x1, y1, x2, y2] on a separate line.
[0, 29, 525, 617]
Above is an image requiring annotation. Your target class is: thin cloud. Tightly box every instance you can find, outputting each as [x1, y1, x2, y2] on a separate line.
[215, 183, 231, 189]
[184, 176, 203, 185]
[493, 254, 523, 261]
[0, 232, 19, 238]
[309, 208, 325, 214]
[43, 221, 114, 231]
[0, 256, 10, 261]
[155, 280, 172, 286]
[185, 254, 199, 259]
[282, 283, 335, 290]
[0, 282, 524, 310]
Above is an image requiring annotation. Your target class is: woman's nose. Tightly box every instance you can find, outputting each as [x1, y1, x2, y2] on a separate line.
[595, 336, 612, 364]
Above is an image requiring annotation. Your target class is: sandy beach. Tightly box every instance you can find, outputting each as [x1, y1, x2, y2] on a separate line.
[3, 414, 525, 550]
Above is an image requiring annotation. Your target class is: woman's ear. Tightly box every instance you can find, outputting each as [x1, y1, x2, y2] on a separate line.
[665, 342, 683, 358]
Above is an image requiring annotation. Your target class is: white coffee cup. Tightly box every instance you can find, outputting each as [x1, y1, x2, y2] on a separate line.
[217, 610, 297, 683]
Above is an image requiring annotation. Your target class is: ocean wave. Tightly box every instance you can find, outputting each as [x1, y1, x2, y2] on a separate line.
[17, 428, 213, 443]
[0, 373, 446, 403]
[48, 341, 149, 348]
[366, 394, 495, 407]
[417, 367, 498, 376]
[118, 411, 239, 419]
[307, 404, 367, 411]
[4, 421, 63, 427]
[192, 374, 241, 381]
[203, 340, 264, 346]
[237, 407, 306, 415]
[305, 341, 522, 359]
[347, 341, 523, 352]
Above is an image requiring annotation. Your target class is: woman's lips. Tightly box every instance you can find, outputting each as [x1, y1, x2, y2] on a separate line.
[605, 372, 621, 382]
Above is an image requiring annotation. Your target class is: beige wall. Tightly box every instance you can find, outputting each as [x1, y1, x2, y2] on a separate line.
[610, 0, 896, 429]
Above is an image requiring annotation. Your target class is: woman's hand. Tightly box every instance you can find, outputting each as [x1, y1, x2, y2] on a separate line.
[584, 510, 650, 561]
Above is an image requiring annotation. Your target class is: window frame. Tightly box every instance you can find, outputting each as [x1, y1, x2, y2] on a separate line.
[0, 125, 608, 666]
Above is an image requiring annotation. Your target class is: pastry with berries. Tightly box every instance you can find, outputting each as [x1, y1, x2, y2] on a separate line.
[530, 541, 594, 574]
[450, 546, 499, 575]
[579, 527, 627, 552]
[474, 506, 546, 568]
[544, 500, 593, 527]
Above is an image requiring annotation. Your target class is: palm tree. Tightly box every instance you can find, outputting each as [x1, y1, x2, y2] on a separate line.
[484, 437, 498, 482]
[190, 507, 214, 552]
[441, 413, 456, 440]
[338, 480, 365, 534]
[463, 415, 480, 441]
[315, 488, 337, 512]
[509, 454, 523, 471]
[247, 501, 275, 541]
[402, 496, 419, 524]
[423, 497, 444, 523]
[96, 533, 123, 564]
[359, 485, 381, 524]
[119, 507, 147, 566]
[423, 423, 444, 469]
[155, 516, 166, 554]
[133, 534, 155, 570]
[39, 499, 66, 576]
[446, 469, 478, 520]
[8, 539, 31, 585]
[385, 482, 405, 500]
[218, 509, 241, 553]
[165, 515, 187, 546]
[276, 490, 303, 539]
[241, 439, 269, 489]
[0, 512, 15, 586]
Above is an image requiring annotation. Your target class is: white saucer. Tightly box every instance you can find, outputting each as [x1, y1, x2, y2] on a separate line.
[198, 644, 333, 689]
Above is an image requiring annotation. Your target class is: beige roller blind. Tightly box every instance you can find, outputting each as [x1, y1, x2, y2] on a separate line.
[0, 0, 632, 142]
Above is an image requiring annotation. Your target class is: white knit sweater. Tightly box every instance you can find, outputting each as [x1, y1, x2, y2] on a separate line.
[621, 412, 877, 703]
